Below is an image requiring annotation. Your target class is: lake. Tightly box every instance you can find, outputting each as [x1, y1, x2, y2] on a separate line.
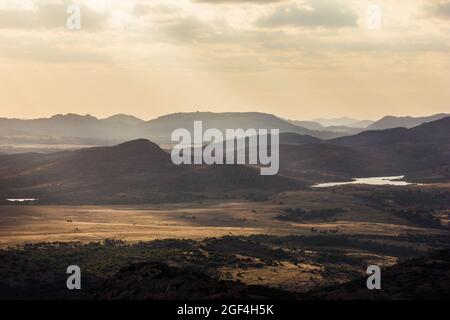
[6, 198, 38, 203]
[312, 176, 412, 188]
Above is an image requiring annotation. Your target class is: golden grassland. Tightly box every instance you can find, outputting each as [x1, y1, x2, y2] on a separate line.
[1, 187, 448, 248]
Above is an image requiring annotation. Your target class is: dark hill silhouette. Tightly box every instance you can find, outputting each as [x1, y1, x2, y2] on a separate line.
[330, 116, 450, 147]
[0, 139, 301, 204]
[278, 117, 450, 183]
[95, 261, 297, 300]
[310, 249, 450, 300]
[279, 132, 322, 145]
[0, 117, 448, 204]
[278, 143, 370, 182]
[330, 127, 410, 147]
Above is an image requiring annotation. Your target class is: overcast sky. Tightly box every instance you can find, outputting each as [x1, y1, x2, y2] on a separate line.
[0, 0, 449, 120]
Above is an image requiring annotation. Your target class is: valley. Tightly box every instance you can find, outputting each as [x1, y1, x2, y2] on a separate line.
[1, 183, 448, 248]
[1, 0, 449, 303]
[0, 113, 448, 300]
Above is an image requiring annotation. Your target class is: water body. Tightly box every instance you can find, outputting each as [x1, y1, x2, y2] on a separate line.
[6, 199, 38, 203]
[312, 176, 412, 188]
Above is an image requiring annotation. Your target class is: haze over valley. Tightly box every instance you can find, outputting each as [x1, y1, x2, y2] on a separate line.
[0, 0, 449, 301]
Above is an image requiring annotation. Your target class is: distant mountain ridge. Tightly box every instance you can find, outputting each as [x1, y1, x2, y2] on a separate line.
[331, 116, 450, 147]
[0, 113, 143, 142]
[1, 112, 446, 154]
[272, 117, 450, 183]
[367, 113, 449, 131]
[315, 117, 450, 182]
[102, 114, 146, 125]
[0, 112, 346, 153]
[0, 116, 448, 204]
[145, 112, 342, 141]
[311, 117, 374, 128]
[286, 120, 363, 136]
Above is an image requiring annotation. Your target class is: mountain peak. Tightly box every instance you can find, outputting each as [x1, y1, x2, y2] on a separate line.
[114, 139, 162, 151]
[102, 114, 145, 125]
[50, 113, 98, 121]
[151, 111, 277, 121]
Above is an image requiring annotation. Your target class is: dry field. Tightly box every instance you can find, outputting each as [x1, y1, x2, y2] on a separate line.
[1, 188, 447, 248]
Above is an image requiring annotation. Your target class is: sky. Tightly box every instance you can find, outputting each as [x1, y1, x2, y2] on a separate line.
[0, 0, 449, 121]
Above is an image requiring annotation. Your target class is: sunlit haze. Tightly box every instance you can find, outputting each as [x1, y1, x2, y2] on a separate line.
[1, 0, 449, 120]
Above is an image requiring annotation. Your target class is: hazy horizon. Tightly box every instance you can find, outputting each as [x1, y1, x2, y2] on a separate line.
[1, 0, 449, 120]
[1, 110, 450, 123]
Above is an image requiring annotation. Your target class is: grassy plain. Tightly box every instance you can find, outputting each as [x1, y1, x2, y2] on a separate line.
[1, 185, 448, 248]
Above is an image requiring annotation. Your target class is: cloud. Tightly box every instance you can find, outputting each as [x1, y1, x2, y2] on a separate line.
[0, 8, 37, 29]
[37, 2, 108, 31]
[157, 16, 214, 43]
[0, 0, 448, 70]
[0, 1, 108, 31]
[257, 0, 357, 28]
[428, 0, 450, 19]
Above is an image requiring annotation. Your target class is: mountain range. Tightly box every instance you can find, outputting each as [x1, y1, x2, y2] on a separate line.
[1, 112, 447, 155]
[281, 117, 450, 183]
[367, 113, 449, 131]
[286, 120, 363, 136]
[311, 117, 374, 128]
[289, 113, 449, 136]
[0, 112, 342, 152]
[0, 116, 448, 204]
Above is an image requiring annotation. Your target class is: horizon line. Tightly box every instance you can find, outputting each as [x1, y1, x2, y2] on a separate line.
[1, 111, 448, 123]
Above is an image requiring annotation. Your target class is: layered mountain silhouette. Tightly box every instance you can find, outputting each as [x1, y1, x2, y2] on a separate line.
[331, 116, 450, 147]
[0, 113, 143, 143]
[144, 112, 342, 141]
[311, 117, 374, 128]
[279, 132, 322, 145]
[0, 115, 448, 204]
[287, 119, 365, 136]
[281, 117, 450, 182]
[0, 139, 301, 204]
[1, 112, 446, 155]
[367, 113, 449, 131]
[0, 112, 344, 152]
